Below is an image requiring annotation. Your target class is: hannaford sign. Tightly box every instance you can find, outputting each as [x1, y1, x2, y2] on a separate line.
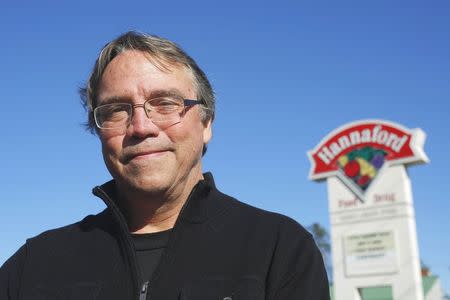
[308, 120, 435, 300]
[308, 120, 428, 200]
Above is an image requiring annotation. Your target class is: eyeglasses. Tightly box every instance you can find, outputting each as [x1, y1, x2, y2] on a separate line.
[94, 95, 202, 129]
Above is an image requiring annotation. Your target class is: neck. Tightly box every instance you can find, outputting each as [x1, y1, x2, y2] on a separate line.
[116, 170, 203, 234]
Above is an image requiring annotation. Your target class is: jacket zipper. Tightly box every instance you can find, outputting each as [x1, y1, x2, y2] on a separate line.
[93, 187, 144, 300]
[139, 281, 149, 300]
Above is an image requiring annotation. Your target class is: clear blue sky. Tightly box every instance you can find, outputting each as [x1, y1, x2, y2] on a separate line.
[1, 0, 449, 295]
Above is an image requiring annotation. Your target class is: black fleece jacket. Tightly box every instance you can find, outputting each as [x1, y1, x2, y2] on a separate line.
[0, 173, 330, 300]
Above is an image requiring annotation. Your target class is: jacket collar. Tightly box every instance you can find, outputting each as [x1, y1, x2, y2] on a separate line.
[92, 172, 217, 226]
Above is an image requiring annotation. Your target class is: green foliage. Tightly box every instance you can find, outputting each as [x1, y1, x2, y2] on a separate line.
[307, 222, 332, 282]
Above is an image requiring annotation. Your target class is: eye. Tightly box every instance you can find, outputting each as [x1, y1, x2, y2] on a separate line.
[147, 97, 182, 114]
[97, 104, 129, 121]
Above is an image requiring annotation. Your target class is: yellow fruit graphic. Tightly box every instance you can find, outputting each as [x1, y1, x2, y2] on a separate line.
[356, 157, 376, 178]
[338, 155, 349, 167]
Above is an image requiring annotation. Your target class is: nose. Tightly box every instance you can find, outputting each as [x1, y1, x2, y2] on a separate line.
[127, 105, 160, 138]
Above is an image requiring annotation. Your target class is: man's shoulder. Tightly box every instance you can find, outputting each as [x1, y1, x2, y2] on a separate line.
[211, 188, 313, 240]
[25, 209, 112, 246]
[200, 172, 311, 237]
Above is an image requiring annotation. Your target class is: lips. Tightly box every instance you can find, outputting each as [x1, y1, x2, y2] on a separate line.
[123, 149, 171, 163]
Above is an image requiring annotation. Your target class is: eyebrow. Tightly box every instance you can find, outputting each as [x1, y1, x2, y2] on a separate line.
[148, 89, 186, 99]
[98, 88, 186, 105]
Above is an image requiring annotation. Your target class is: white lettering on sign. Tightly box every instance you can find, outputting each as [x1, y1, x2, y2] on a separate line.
[317, 125, 408, 164]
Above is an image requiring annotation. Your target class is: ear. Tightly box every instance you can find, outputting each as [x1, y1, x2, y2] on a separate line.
[202, 118, 212, 144]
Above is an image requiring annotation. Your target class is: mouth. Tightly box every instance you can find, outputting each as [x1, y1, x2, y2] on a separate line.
[125, 150, 170, 162]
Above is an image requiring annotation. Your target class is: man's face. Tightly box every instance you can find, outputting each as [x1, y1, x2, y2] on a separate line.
[96, 50, 212, 196]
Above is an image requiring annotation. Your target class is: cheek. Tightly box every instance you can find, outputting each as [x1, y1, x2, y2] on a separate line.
[167, 126, 204, 158]
[100, 134, 124, 162]
[184, 130, 206, 159]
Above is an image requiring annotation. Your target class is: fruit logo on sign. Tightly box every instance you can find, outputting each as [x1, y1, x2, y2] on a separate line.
[308, 120, 428, 201]
[338, 146, 386, 192]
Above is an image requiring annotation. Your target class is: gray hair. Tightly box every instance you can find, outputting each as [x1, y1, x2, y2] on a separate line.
[80, 31, 215, 134]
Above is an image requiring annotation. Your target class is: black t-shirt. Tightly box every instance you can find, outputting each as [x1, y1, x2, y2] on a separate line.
[132, 229, 171, 281]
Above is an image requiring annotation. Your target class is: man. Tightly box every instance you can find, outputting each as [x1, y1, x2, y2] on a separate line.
[1, 32, 329, 299]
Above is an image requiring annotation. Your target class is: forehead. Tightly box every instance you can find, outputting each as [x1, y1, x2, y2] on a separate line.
[97, 50, 195, 103]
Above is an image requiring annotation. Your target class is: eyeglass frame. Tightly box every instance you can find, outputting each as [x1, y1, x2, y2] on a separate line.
[93, 97, 203, 130]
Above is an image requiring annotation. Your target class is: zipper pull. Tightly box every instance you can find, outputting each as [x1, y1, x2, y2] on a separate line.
[139, 281, 149, 300]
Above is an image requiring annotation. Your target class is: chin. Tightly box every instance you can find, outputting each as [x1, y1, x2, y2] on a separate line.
[106, 158, 174, 194]
[124, 173, 174, 195]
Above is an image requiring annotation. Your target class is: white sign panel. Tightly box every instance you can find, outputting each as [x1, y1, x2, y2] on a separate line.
[344, 231, 398, 277]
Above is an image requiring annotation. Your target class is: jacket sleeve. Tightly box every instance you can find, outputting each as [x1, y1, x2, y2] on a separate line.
[266, 216, 330, 300]
[0, 244, 27, 300]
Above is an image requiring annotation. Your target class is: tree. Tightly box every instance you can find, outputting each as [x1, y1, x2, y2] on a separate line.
[307, 223, 332, 282]
[420, 260, 430, 276]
